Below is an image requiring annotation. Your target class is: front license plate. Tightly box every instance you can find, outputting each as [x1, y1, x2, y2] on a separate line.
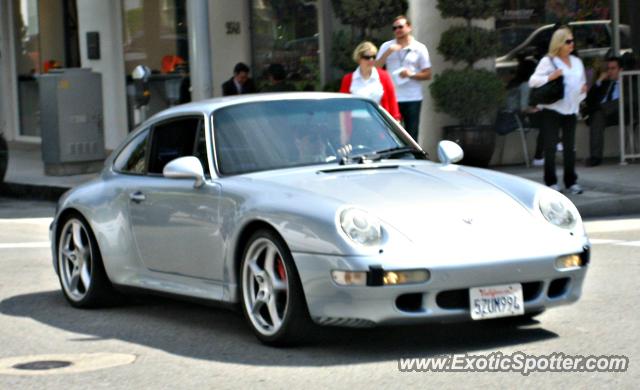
[469, 283, 524, 320]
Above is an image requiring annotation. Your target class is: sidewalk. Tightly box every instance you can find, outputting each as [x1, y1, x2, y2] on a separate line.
[1, 142, 639, 218]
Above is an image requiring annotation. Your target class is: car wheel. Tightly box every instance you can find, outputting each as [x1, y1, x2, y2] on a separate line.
[57, 213, 117, 308]
[240, 229, 313, 346]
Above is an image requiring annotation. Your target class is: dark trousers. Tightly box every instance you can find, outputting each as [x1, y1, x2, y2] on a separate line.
[541, 109, 578, 187]
[528, 111, 544, 159]
[589, 100, 619, 159]
[399, 101, 422, 141]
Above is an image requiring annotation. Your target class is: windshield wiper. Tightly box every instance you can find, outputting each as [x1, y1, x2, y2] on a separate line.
[339, 146, 426, 165]
[368, 146, 427, 160]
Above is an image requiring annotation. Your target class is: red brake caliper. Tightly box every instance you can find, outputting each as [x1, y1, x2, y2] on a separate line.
[276, 256, 286, 281]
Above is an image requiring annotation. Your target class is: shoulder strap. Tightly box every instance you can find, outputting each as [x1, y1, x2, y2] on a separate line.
[546, 56, 558, 70]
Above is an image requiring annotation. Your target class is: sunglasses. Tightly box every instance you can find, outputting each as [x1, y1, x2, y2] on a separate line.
[392, 24, 406, 31]
[565, 39, 574, 45]
[361, 55, 376, 60]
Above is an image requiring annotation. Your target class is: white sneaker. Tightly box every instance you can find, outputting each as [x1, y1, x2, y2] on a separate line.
[532, 158, 544, 167]
[567, 184, 583, 195]
[556, 142, 563, 152]
[549, 184, 561, 191]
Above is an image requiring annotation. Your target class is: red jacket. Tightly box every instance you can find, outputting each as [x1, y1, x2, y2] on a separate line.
[339, 68, 401, 121]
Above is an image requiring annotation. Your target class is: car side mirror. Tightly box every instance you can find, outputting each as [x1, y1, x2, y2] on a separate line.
[163, 156, 205, 188]
[437, 140, 464, 165]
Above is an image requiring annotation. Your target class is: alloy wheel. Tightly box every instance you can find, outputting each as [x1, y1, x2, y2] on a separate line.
[242, 237, 290, 337]
[58, 219, 93, 302]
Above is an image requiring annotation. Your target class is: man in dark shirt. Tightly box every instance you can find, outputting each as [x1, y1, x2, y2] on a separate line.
[584, 57, 623, 167]
[222, 62, 256, 96]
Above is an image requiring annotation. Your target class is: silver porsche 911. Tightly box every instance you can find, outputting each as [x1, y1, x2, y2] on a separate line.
[50, 93, 590, 346]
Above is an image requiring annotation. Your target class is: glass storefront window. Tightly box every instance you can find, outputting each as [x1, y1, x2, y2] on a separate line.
[496, 0, 632, 82]
[13, 0, 41, 137]
[11, 0, 76, 138]
[250, 0, 320, 91]
[122, 0, 190, 129]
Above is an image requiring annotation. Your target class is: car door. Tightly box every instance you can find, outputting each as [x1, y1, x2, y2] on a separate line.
[127, 115, 224, 281]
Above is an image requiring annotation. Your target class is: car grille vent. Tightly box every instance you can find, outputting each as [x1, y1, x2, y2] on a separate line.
[547, 278, 570, 298]
[318, 165, 399, 174]
[313, 317, 376, 328]
[436, 282, 543, 310]
[396, 293, 424, 312]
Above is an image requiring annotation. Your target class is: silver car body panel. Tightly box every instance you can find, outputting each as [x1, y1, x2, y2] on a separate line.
[50, 93, 589, 325]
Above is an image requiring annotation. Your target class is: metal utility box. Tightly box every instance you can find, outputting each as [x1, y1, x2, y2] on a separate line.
[39, 68, 105, 175]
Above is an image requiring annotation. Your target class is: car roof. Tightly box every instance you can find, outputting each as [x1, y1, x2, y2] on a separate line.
[147, 92, 361, 122]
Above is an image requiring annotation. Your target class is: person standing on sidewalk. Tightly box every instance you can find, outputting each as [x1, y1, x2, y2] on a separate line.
[529, 27, 586, 195]
[375, 15, 431, 142]
[222, 62, 256, 96]
[340, 41, 401, 121]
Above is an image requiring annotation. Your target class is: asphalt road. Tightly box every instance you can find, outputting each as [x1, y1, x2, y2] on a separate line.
[0, 197, 638, 389]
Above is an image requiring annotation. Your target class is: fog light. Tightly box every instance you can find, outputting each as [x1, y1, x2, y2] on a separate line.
[383, 270, 430, 285]
[555, 254, 583, 270]
[331, 270, 367, 286]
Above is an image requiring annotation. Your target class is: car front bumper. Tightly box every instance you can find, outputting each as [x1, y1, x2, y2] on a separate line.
[292, 251, 588, 327]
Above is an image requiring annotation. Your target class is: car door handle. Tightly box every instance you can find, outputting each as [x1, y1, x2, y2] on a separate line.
[129, 191, 146, 203]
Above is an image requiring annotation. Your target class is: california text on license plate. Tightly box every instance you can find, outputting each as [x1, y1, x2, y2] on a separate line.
[469, 283, 524, 320]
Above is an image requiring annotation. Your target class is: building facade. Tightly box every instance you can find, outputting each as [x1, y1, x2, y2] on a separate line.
[0, 0, 635, 164]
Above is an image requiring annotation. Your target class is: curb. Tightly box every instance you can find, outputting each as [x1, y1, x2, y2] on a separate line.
[576, 194, 640, 219]
[0, 182, 68, 202]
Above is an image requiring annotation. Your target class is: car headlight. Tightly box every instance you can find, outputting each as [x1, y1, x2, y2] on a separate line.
[538, 191, 579, 229]
[338, 207, 382, 246]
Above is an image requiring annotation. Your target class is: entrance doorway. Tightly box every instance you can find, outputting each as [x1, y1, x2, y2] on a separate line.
[10, 0, 80, 140]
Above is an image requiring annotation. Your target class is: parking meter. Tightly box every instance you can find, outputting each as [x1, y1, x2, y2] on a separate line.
[132, 65, 151, 124]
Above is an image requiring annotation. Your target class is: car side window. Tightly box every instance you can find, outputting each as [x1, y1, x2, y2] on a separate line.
[113, 129, 149, 174]
[531, 29, 553, 59]
[574, 25, 609, 50]
[147, 117, 199, 175]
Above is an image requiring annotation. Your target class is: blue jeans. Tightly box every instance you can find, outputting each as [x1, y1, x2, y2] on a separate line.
[399, 101, 422, 141]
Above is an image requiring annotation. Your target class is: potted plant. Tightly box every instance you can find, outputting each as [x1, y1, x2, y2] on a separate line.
[325, 0, 408, 91]
[429, 0, 505, 167]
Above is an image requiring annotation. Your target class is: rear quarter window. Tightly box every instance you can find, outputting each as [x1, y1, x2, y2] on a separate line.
[113, 129, 149, 174]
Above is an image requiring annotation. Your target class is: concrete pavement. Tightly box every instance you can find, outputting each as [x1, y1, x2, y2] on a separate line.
[1, 141, 639, 218]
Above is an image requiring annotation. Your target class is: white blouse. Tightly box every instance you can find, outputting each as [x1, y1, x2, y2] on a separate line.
[350, 67, 384, 103]
[529, 55, 586, 115]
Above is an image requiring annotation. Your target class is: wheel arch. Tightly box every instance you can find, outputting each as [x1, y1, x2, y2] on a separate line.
[231, 220, 290, 298]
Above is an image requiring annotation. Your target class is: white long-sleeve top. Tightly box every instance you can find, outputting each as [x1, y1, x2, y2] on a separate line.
[528, 55, 586, 115]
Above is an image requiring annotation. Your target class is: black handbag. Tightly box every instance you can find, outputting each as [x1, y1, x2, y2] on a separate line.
[528, 57, 564, 106]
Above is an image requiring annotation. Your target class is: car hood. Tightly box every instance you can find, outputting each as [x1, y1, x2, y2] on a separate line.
[249, 162, 576, 261]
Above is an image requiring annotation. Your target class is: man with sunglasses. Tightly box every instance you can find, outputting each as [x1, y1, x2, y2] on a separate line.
[376, 15, 432, 142]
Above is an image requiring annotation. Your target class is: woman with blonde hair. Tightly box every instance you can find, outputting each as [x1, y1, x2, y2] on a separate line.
[339, 41, 401, 120]
[529, 26, 586, 194]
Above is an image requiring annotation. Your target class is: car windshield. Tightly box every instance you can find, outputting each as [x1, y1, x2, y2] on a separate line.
[212, 98, 415, 175]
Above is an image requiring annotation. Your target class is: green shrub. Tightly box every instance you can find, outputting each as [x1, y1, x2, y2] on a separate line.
[437, 26, 498, 66]
[429, 0, 505, 126]
[430, 68, 505, 126]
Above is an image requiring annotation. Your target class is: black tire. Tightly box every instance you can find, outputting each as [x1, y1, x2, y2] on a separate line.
[56, 212, 120, 308]
[239, 229, 314, 346]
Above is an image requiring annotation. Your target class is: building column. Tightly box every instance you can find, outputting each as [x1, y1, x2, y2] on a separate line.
[0, 1, 18, 142]
[76, 0, 128, 151]
[209, 0, 251, 97]
[187, 0, 213, 101]
[409, 0, 452, 157]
